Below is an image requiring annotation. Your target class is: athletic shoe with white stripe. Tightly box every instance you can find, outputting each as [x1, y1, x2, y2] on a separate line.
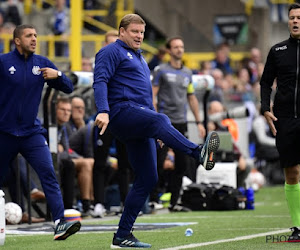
[54, 219, 81, 240]
[199, 131, 220, 171]
[111, 233, 151, 248]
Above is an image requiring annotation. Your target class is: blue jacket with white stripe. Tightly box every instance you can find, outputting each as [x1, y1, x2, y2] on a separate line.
[0, 49, 73, 136]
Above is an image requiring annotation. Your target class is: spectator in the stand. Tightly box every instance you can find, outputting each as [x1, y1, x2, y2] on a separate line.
[152, 36, 206, 212]
[46, 0, 69, 56]
[207, 100, 251, 188]
[1, 22, 16, 50]
[235, 68, 254, 102]
[251, 105, 283, 185]
[104, 29, 119, 45]
[148, 46, 166, 71]
[209, 68, 226, 102]
[56, 97, 94, 215]
[81, 57, 93, 72]
[241, 47, 265, 86]
[68, 121, 95, 214]
[248, 47, 264, 84]
[1, 0, 22, 26]
[56, 97, 75, 209]
[252, 109, 278, 160]
[65, 96, 86, 134]
[211, 42, 233, 76]
[199, 60, 213, 75]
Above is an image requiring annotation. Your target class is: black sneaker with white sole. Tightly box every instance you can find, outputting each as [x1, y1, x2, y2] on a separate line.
[54, 219, 81, 240]
[199, 131, 220, 170]
[111, 233, 151, 248]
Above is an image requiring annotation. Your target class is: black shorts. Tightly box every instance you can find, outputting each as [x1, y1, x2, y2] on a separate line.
[275, 117, 300, 168]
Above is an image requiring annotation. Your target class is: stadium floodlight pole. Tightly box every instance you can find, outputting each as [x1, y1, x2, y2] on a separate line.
[70, 0, 82, 71]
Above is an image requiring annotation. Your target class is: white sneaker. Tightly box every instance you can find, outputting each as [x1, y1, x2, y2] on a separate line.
[90, 203, 106, 218]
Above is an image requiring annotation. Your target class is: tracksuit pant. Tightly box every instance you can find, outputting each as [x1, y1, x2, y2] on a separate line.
[93, 129, 130, 206]
[0, 131, 64, 221]
[108, 104, 200, 237]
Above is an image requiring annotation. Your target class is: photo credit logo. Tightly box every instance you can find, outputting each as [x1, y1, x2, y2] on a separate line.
[266, 234, 300, 243]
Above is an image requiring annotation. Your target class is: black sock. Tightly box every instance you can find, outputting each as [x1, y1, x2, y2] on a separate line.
[82, 199, 91, 212]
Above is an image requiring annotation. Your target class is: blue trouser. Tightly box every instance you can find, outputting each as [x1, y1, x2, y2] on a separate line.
[0, 131, 64, 221]
[108, 104, 200, 237]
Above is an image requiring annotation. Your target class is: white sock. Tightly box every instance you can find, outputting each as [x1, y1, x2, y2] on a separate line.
[55, 219, 60, 226]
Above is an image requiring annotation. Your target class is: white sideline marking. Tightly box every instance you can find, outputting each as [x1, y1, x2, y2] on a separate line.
[160, 228, 290, 250]
[142, 215, 290, 220]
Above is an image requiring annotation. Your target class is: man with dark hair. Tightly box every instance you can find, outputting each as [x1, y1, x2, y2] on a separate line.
[152, 36, 206, 212]
[93, 14, 219, 248]
[0, 24, 80, 240]
[260, 3, 300, 242]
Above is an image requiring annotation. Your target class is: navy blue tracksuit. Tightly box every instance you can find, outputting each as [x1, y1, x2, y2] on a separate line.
[93, 40, 200, 237]
[0, 49, 73, 221]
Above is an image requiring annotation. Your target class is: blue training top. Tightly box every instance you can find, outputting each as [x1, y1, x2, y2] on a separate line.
[93, 39, 154, 119]
[0, 49, 73, 136]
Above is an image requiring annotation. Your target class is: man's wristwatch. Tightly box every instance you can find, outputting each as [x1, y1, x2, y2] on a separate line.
[57, 71, 62, 78]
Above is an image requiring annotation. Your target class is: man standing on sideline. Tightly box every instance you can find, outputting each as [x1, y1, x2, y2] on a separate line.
[92, 29, 131, 218]
[0, 24, 81, 240]
[152, 36, 206, 212]
[260, 3, 300, 242]
[93, 14, 220, 248]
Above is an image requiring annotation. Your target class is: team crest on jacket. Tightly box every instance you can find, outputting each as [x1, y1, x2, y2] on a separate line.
[32, 66, 41, 75]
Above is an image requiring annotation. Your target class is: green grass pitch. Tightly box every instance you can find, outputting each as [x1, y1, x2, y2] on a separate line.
[3, 185, 300, 249]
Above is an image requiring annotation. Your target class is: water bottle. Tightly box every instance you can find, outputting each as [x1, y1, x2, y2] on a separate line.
[0, 190, 5, 246]
[185, 228, 193, 236]
[246, 187, 255, 210]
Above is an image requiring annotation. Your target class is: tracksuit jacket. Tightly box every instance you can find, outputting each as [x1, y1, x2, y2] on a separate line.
[93, 39, 155, 118]
[261, 36, 300, 118]
[0, 48, 73, 136]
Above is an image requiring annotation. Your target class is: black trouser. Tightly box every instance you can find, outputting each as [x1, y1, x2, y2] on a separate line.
[93, 128, 130, 205]
[59, 157, 76, 209]
[155, 123, 189, 207]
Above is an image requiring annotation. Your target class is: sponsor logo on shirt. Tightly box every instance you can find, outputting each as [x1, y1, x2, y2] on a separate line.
[166, 73, 177, 82]
[275, 45, 287, 51]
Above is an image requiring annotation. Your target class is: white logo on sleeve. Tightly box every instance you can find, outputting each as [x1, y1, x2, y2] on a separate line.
[8, 66, 16, 74]
[275, 45, 287, 51]
[32, 66, 41, 75]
